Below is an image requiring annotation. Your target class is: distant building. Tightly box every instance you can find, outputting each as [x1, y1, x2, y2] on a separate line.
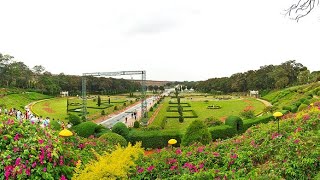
[249, 90, 259, 98]
[60, 91, 69, 97]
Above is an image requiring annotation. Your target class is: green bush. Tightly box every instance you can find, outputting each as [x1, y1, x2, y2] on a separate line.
[128, 129, 182, 149]
[290, 105, 298, 113]
[282, 106, 292, 111]
[68, 114, 81, 126]
[50, 120, 62, 131]
[133, 121, 140, 128]
[181, 120, 212, 146]
[99, 132, 128, 147]
[204, 117, 223, 127]
[112, 122, 129, 139]
[114, 106, 118, 111]
[298, 104, 308, 111]
[302, 99, 310, 105]
[73, 122, 99, 138]
[225, 116, 243, 132]
[149, 107, 154, 112]
[208, 125, 237, 140]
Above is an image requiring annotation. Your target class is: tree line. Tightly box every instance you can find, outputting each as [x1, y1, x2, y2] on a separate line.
[0, 53, 140, 95]
[194, 60, 320, 94]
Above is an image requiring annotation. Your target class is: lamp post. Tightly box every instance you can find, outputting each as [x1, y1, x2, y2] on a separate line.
[59, 128, 73, 137]
[273, 112, 283, 133]
[168, 139, 177, 150]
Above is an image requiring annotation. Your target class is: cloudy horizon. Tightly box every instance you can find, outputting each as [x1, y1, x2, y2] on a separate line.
[1, 0, 320, 81]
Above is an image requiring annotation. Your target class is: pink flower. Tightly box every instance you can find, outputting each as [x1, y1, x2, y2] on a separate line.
[175, 148, 182, 155]
[212, 152, 220, 157]
[199, 163, 204, 169]
[78, 143, 85, 149]
[230, 153, 238, 159]
[7, 155, 11, 159]
[26, 168, 31, 176]
[43, 167, 47, 172]
[3, 136, 8, 140]
[14, 133, 20, 141]
[15, 157, 21, 166]
[167, 158, 177, 164]
[303, 114, 310, 121]
[198, 146, 204, 153]
[147, 165, 155, 172]
[137, 167, 144, 173]
[271, 132, 282, 140]
[38, 139, 44, 144]
[294, 127, 302, 133]
[294, 139, 300, 144]
[60, 175, 67, 180]
[32, 162, 37, 168]
[13, 147, 19, 153]
[170, 165, 177, 170]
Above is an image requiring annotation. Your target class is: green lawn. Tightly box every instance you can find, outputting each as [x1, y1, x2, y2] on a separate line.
[31, 95, 137, 121]
[150, 96, 266, 132]
[0, 92, 52, 111]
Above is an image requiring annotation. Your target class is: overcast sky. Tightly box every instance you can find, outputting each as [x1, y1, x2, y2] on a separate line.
[0, 0, 320, 81]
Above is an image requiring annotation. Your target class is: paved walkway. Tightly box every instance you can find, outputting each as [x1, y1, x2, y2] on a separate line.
[256, 98, 272, 107]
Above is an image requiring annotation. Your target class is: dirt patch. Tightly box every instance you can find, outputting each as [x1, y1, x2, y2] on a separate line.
[43, 102, 50, 107]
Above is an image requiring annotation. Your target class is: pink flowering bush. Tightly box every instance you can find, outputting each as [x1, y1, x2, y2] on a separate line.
[130, 107, 320, 179]
[0, 116, 78, 179]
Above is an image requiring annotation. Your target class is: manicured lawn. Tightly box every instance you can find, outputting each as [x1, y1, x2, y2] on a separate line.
[0, 92, 52, 111]
[150, 96, 266, 132]
[31, 95, 137, 121]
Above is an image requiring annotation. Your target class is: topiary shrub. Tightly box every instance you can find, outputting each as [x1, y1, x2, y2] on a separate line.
[225, 116, 243, 132]
[298, 104, 308, 111]
[68, 114, 82, 126]
[133, 121, 140, 128]
[204, 117, 223, 127]
[179, 116, 184, 123]
[112, 122, 129, 139]
[99, 132, 128, 147]
[101, 110, 106, 115]
[114, 106, 118, 111]
[73, 122, 99, 138]
[181, 120, 212, 146]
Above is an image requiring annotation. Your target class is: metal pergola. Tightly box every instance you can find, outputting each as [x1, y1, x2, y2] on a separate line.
[81, 70, 146, 119]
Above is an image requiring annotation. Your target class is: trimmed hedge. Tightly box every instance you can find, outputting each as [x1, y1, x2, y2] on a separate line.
[298, 104, 308, 111]
[112, 122, 129, 139]
[181, 120, 211, 146]
[242, 114, 274, 131]
[208, 125, 237, 140]
[225, 116, 243, 132]
[73, 122, 99, 138]
[128, 130, 182, 149]
[99, 132, 128, 147]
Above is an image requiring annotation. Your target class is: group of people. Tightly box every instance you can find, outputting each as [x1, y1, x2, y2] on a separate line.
[0, 106, 51, 127]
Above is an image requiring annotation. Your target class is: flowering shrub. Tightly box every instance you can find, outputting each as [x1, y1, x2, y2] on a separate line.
[72, 142, 143, 180]
[0, 116, 78, 179]
[130, 106, 320, 179]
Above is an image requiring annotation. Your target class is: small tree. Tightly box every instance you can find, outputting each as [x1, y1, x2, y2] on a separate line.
[112, 122, 129, 139]
[179, 115, 184, 123]
[101, 110, 106, 115]
[177, 97, 181, 105]
[97, 95, 101, 107]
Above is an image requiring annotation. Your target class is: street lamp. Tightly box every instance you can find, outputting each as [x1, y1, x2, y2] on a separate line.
[59, 128, 73, 137]
[168, 139, 177, 149]
[273, 112, 283, 133]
